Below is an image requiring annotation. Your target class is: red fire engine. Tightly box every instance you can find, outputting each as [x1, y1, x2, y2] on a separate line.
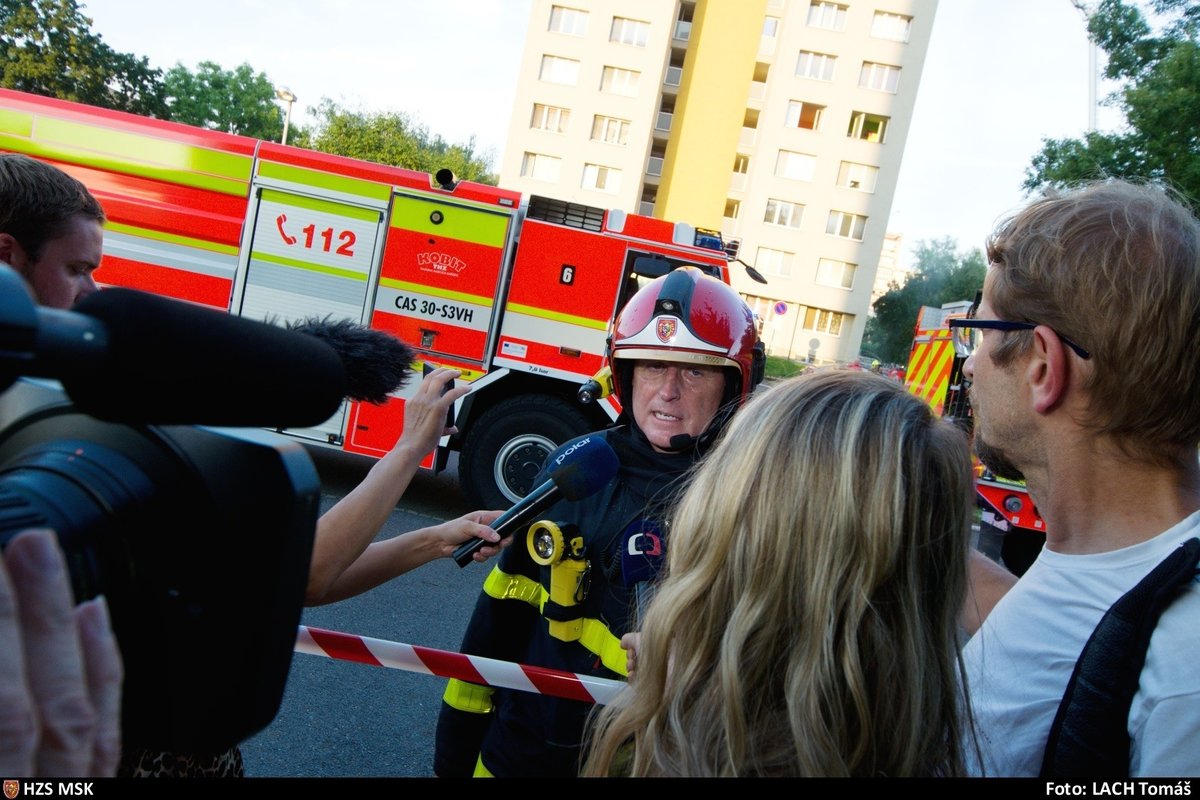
[0, 88, 736, 509]
[904, 300, 1047, 574]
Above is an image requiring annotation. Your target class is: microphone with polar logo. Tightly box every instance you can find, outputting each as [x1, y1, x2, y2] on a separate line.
[452, 435, 620, 567]
[618, 519, 666, 623]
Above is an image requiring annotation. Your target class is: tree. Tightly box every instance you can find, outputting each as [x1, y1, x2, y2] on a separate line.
[1025, 0, 1200, 205]
[296, 100, 496, 184]
[0, 0, 165, 116]
[862, 238, 986, 364]
[163, 61, 283, 140]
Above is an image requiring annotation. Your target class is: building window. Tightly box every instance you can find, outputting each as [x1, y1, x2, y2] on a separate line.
[762, 16, 780, 37]
[548, 5, 588, 36]
[724, 199, 741, 219]
[847, 111, 890, 143]
[610, 17, 649, 46]
[785, 100, 824, 131]
[755, 246, 793, 278]
[521, 152, 562, 182]
[582, 163, 622, 193]
[837, 161, 879, 192]
[796, 50, 836, 81]
[733, 153, 750, 174]
[859, 62, 901, 93]
[539, 55, 580, 86]
[872, 11, 912, 42]
[763, 198, 804, 228]
[826, 210, 867, 241]
[806, 2, 847, 31]
[601, 66, 641, 97]
[802, 306, 845, 336]
[591, 114, 631, 145]
[816, 258, 857, 289]
[775, 149, 817, 182]
[531, 103, 570, 134]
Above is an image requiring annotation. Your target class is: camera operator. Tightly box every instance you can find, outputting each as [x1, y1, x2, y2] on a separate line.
[0, 154, 121, 777]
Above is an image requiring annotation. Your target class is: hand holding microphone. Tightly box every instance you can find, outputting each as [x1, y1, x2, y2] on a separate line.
[453, 436, 620, 567]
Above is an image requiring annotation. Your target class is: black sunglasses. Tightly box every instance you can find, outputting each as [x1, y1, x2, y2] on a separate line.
[948, 319, 1091, 360]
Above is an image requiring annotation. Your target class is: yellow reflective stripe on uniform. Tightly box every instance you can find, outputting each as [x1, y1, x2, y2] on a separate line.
[577, 619, 628, 677]
[481, 566, 629, 678]
[482, 566, 543, 606]
[442, 678, 494, 714]
[473, 754, 494, 778]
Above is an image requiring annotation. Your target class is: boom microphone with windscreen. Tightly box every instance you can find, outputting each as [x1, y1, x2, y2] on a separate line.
[453, 435, 620, 567]
[62, 289, 347, 427]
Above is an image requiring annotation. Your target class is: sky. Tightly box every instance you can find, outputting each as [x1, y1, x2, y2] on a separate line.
[79, 0, 1122, 270]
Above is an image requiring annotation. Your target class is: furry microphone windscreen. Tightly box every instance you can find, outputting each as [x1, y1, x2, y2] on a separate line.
[285, 316, 416, 404]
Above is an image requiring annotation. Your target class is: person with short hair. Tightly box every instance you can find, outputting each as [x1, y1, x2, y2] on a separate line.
[0, 153, 104, 309]
[583, 370, 977, 777]
[958, 180, 1200, 776]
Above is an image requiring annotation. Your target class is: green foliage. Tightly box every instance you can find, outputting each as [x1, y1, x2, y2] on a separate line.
[1025, 0, 1200, 206]
[0, 0, 165, 116]
[764, 355, 807, 380]
[299, 99, 496, 184]
[163, 61, 283, 140]
[862, 238, 986, 364]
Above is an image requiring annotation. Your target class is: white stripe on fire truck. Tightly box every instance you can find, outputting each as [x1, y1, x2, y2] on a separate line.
[499, 310, 605, 354]
[104, 229, 238, 280]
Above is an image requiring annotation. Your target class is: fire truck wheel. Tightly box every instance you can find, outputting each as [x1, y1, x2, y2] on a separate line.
[459, 395, 592, 510]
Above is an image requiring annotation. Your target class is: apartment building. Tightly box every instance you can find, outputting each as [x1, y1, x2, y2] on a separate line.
[501, 0, 937, 364]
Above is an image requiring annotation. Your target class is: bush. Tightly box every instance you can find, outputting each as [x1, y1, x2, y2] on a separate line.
[764, 355, 807, 380]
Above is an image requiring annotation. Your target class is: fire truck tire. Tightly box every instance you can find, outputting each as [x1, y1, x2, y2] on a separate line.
[459, 395, 593, 510]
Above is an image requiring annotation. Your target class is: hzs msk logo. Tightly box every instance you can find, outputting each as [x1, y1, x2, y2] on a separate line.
[4, 781, 17, 800]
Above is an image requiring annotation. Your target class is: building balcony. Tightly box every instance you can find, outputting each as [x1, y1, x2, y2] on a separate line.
[759, 35, 777, 57]
[674, 20, 691, 42]
[656, 111, 673, 133]
[739, 126, 757, 148]
[729, 172, 748, 193]
[646, 156, 664, 177]
[747, 80, 766, 105]
[639, 201, 655, 216]
[665, 66, 682, 87]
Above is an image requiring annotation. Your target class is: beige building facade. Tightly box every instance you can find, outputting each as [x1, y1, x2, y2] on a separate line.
[501, 0, 937, 364]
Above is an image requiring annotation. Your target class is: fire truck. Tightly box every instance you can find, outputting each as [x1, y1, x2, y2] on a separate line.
[0, 88, 738, 510]
[904, 300, 1047, 575]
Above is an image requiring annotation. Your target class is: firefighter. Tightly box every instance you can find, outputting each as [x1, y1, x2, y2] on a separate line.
[433, 267, 764, 778]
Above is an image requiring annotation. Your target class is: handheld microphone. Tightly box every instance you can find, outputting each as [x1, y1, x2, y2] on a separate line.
[618, 519, 666, 623]
[285, 316, 415, 404]
[453, 435, 620, 567]
[57, 289, 347, 427]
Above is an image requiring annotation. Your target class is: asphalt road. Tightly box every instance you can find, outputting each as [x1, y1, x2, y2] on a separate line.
[239, 446, 493, 777]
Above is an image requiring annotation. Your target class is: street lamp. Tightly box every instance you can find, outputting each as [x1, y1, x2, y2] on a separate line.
[275, 87, 297, 145]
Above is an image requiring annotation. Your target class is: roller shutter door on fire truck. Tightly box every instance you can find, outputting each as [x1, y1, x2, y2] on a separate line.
[235, 188, 387, 444]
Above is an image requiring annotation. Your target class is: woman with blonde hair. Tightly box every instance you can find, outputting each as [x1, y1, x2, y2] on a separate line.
[584, 370, 976, 777]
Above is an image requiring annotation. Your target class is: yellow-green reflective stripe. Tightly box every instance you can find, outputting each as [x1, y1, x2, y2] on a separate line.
[104, 221, 238, 256]
[379, 277, 492, 308]
[259, 189, 380, 222]
[480, 567, 628, 678]
[0, 132, 250, 197]
[474, 755, 494, 778]
[507, 302, 609, 331]
[257, 160, 390, 202]
[483, 567, 543, 606]
[0, 108, 33, 138]
[251, 251, 368, 281]
[390, 197, 509, 248]
[442, 679, 494, 714]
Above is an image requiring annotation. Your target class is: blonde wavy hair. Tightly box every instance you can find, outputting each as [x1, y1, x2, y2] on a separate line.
[583, 370, 976, 777]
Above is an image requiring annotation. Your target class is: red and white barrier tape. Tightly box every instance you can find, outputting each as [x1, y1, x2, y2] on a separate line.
[295, 625, 625, 705]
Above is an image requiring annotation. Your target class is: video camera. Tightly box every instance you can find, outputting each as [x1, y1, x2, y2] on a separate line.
[0, 265, 348, 755]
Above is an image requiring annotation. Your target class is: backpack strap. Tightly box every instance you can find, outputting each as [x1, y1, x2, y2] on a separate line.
[1040, 537, 1200, 777]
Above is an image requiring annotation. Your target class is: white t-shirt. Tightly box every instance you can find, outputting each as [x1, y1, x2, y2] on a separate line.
[962, 510, 1200, 777]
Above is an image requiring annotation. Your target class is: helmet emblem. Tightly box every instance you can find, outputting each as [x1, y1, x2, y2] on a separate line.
[656, 317, 677, 343]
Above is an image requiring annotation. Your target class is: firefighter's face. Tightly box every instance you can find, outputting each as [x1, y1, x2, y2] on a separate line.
[2, 215, 103, 310]
[631, 360, 725, 453]
[963, 269, 1033, 482]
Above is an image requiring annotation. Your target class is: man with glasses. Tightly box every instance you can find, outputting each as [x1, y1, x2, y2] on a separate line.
[956, 181, 1200, 777]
